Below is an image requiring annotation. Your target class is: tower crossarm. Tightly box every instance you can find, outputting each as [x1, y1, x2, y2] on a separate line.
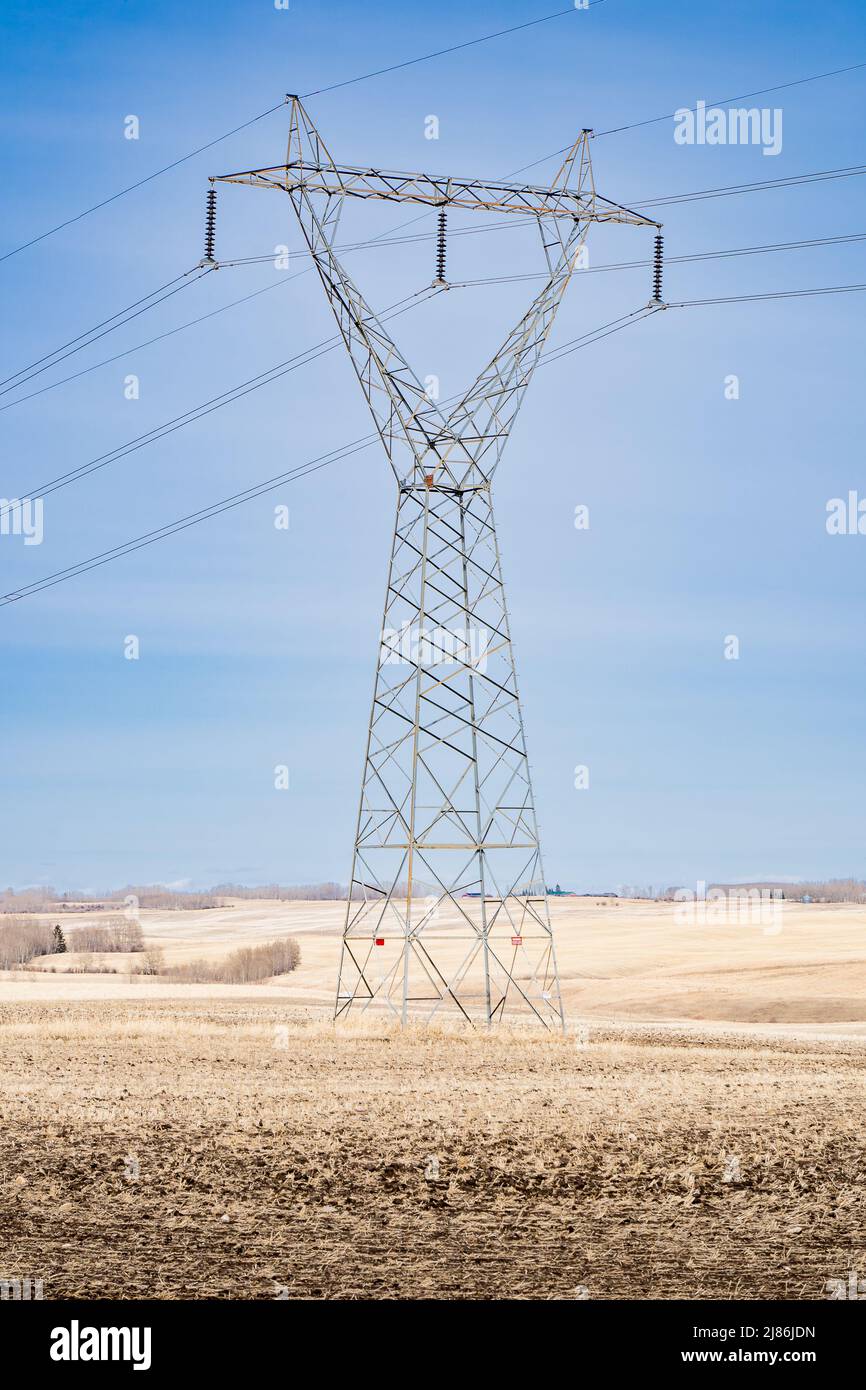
[214, 162, 656, 229]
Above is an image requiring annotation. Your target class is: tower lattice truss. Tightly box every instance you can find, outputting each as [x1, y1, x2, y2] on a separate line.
[214, 98, 658, 1028]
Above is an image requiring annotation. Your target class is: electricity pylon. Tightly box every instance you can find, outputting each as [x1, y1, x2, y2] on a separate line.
[213, 97, 660, 1029]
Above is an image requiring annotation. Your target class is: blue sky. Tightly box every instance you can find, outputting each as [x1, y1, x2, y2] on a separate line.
[2, 0, 865, 892]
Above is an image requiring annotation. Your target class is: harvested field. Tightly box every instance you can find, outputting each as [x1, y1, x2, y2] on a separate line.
[1, 999, 864, 1300]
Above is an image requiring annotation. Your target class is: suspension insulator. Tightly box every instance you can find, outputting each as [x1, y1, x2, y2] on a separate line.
[203, 186, 217, 264]
[652, 232, 664, 303]
[434, 209, 447, 284]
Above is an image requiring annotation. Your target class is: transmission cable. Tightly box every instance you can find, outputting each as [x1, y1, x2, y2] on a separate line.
[302, 4, 607, 97]
[8, 278, 866, 608]
[0, 101, 289, 267]
[0, 437, 380, 607]
[511, 59, 866, 173]
[0, 307, 649, 608]
[0, 269, 213, 398]
[635, 163, 866, 210]
[8, 153, 866, 413]
[0, 3, 609, 266]
[667, 282, 866, 307]
[0, 288, 438, 518]
[0, 269, 310, 413]
[6, 219, 866, 421]
[5, 29, 865, 268]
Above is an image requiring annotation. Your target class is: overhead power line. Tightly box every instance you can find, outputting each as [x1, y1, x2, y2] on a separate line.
[0, 269, 212, 398]
[0, 289, 437, 518]
[539, 306, 657, 364]
[667, 281, 866, 307]
[0, 3, 607, 266]
[0, 102, 289, 267]
[4, 220, 866, 417]
[0, 305, 650, 609]
[3, 30, 864, 267]
[0, 436, 380, 607]
[512, 59, 866, 173]
[0, 270, 193, 389]
[452, 229, 866, 286]
[596, 59, 866, 138]
[0, 227, 839, 412]
[0, 269, 309, 413]
[302, 3, 607, 97]
[5, 276, 866, 608]
[634, 162, 866, 210]
[7, 149, 866, 411]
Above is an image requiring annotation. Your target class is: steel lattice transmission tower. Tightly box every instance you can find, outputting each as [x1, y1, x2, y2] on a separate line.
[213, 97, 660, 1030]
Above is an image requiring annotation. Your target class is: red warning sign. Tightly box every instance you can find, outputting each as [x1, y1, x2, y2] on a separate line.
[375, 938, 385, 946]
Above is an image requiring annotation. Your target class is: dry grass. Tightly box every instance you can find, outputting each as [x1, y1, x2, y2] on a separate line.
[9, 896, 866, 1035]
[0, 999, 864, 1300]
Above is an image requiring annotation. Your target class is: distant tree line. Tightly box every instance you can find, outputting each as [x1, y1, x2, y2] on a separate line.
[0, 888, 63, 914]
[210, 882, 348, 901]
[0, 885, 226, 913]
[0, 880, 441, 911]
[6, 876, 866, 912]
[107, 888, 222, 911]
[658, 879, 866, 903]
[1, 882, 358, 911]
[212, 881, 423, 901]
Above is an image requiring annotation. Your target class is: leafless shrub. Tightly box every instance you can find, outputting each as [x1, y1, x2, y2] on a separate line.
[164, 938, 301, 984]
[139, 948, 165, 977]
[0, 916, 54, 969]
[65, 917, 144, 953]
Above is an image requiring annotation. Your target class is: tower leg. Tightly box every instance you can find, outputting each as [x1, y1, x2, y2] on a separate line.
[335, 481, 564, 1030]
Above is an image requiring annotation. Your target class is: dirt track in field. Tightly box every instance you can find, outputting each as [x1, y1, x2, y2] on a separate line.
[1, 999, 864, 1300]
